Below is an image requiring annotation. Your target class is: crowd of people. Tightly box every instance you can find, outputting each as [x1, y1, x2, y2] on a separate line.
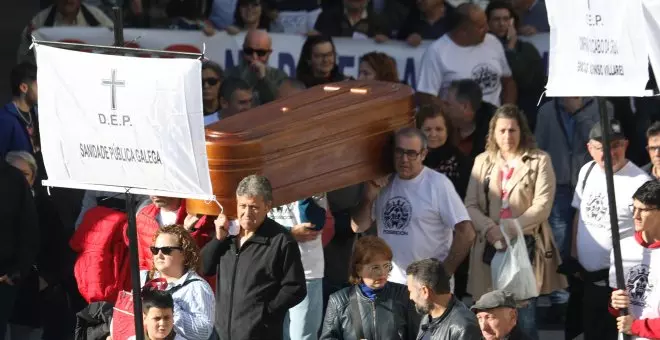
[4, 0, 660, 340]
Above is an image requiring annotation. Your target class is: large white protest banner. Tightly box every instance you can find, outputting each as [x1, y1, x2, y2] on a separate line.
[545, 0, 649, 96]
[35, 43, 214, 200]
[32, 28, 551, 90]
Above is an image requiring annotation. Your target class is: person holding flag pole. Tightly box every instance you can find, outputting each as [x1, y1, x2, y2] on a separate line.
[610, 180, 660, 339]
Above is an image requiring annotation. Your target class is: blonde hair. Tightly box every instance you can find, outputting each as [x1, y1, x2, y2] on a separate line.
[149, 225, 201, 279]
[485, 104, 536, 157]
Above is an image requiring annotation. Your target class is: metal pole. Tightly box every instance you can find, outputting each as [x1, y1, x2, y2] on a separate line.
[32, 39, 202, 59]
[125, 192, 144, 340]
[597, 97, 630, 340]
[113, 7, 124, 47]
[113, 6, 144, 340]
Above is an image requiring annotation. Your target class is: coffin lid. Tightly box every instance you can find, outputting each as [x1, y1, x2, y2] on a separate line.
[204, 80, 414, 147]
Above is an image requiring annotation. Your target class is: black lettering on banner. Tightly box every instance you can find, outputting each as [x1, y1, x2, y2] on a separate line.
[79, 143, 163, 164]
[578, 37, 618, 55]
[576, 61, 625, 77]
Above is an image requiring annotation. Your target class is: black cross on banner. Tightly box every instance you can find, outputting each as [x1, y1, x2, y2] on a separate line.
[101, 69, 125, 110]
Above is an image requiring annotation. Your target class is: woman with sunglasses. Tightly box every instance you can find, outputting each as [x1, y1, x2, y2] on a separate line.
[320, 236, 418, 340]
[202, 61, 224, 126]
[143, 225, 215, 340]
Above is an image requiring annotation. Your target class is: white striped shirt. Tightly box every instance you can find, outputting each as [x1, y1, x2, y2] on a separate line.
[141, 270, 215, 340]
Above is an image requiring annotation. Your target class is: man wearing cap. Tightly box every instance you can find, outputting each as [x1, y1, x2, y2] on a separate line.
[569, 119, 650, 340]
[471, 290, 531, 340]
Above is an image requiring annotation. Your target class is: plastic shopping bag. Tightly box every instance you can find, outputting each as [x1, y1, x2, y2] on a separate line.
[490, 219, 538, 301]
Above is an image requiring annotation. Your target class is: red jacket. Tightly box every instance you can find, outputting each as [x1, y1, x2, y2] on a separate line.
[70, 206, 131, 303]
[129, 200, 214, 271]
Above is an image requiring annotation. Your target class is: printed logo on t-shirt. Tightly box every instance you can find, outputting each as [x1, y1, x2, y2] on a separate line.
[471, 63, 499, 95]
[626, 264, 653, 307]
[584, 192, 609, 228]
[382, 196, 412, 235]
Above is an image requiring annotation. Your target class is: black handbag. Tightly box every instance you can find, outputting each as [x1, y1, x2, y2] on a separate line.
[481, 163, 536, 265]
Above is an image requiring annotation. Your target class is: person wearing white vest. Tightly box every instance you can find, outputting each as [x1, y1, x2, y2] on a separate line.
[610, 180, 660, 339]
[570, 120, 651, 340]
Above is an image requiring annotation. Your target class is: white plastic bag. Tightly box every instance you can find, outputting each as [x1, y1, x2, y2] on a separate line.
[490, 219, 538, 301]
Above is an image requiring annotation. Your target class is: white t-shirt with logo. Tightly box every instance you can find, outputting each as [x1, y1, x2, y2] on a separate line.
[609, 235, 660, 340]
[372, 167, 471, 284]
[416, 33, 512, 106]
[268, 195, 327, 280]
[572, 161, 650, 272]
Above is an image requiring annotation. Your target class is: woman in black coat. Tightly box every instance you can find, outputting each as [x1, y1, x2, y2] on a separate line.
[320, 236, 419, 340]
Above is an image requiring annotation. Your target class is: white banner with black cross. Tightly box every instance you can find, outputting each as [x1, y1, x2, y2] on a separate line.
[34, 43, 214, 200]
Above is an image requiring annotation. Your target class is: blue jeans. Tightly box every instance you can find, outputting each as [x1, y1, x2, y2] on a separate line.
[548, 185, 574, 304]
[283, 278, 323, 340]
[517, 298, 539, 340]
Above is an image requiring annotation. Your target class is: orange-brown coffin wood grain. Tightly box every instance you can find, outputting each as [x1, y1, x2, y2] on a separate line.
[186, 80, 415, 217]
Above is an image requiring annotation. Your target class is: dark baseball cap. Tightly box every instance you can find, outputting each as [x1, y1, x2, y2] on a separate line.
[470, 290, 517, 312]
[589, 119, 625, 142]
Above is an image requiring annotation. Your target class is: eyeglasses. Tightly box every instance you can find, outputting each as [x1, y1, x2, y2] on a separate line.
[394, 147, 422, 160]
[365, 263, 393, 276]
[312, 51, 335, 60]
[630, 205, 659, 214]
[150, 246, 183, 256]
[647, 146, 660, 153]
[590, 141, 625, 152]
[243, 47, 271, 57]
[203, 77, 220, 86]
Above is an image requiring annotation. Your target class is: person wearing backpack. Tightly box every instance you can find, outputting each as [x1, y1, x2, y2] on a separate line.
[568, 120, 651, 340]
[535, 97, 614, 328]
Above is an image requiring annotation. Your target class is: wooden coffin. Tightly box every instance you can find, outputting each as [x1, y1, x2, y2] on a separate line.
[186, 80, 415, 217]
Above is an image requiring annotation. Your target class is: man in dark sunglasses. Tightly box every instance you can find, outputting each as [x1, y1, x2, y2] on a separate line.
[225, 29, 287, 106]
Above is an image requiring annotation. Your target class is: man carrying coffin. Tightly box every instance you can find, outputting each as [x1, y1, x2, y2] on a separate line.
[610, 180, 660, 339]
[351, 127, 476, 286]
[201, 174, 306, 340]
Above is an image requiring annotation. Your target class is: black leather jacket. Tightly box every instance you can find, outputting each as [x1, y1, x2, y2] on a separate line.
[320, 283, 420, 340]
[415, 297, 482, 340]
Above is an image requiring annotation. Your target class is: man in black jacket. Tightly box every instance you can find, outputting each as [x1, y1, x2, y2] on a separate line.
[0, 160, 39, 336]
[201, 174, 306, 340]
[406, 258, 482, 340]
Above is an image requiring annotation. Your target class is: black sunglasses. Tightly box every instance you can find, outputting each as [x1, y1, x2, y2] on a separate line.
[243, 47, 271, 57]
[203, 77, 220, 86]
[150, 246, 183, 256]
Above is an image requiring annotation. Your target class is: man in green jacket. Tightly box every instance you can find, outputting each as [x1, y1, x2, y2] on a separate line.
[226, 29, 288, 106]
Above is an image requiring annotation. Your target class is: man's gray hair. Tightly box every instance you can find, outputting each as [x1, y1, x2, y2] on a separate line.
[395, 127, 428, 150]
[236, 174, 273, 203]
[5, 151, 37, 176]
